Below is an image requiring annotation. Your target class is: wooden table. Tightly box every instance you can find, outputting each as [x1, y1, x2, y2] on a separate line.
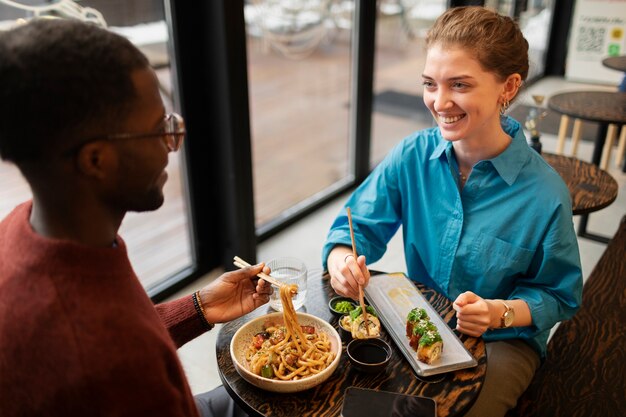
[548, 91, 626, 168]
[543, 152, 618, 216]
[602, 55, 626, 72]
[216, 272, 487, 417]
[548, 91, 626, 241]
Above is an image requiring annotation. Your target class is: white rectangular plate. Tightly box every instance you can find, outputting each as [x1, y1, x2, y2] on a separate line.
[364, 273, 477, 377]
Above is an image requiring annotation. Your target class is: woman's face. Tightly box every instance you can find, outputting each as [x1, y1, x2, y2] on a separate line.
[422, 44, 507, 144]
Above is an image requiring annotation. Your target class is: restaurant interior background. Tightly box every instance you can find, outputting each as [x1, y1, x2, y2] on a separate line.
[0, 0, 622, 305]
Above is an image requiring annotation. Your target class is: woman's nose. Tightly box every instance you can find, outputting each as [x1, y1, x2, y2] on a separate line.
[433, 90, 453, 112]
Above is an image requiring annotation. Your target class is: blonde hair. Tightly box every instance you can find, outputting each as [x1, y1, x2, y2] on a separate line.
[426, 6, 529, 83]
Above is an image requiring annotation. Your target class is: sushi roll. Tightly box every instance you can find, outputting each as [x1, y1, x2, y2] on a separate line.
[405, 307, 443, 364]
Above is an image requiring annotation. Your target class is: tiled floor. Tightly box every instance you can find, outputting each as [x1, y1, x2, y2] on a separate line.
[169, 76, 626, 395]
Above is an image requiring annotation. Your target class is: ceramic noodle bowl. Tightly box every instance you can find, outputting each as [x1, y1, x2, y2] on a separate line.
[230, 312, 342, 393]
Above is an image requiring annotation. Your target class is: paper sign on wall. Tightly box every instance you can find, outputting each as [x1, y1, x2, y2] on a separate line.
[565, 0, 626, 85]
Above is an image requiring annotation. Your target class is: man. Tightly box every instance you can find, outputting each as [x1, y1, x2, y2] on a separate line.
[0, 19, 268, 417]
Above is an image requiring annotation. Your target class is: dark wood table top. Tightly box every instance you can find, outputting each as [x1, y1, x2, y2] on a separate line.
[602, 55, 626, 72]
[547, 91, 626, 125]
[216, 272, 487, 417]
[542, 152, 618, 215]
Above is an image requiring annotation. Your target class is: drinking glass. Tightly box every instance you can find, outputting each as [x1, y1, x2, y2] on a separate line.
[267, 257, 308, 311]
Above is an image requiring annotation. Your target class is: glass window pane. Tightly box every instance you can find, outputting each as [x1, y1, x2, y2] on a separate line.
[370, 1, 445, 167]
[245, 0, 353, 228]
[0, 0, 194, 291]
[519, 1, 553, 81]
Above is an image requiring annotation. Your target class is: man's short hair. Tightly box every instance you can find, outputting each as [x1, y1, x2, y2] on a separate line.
[0, 19, 149, 163]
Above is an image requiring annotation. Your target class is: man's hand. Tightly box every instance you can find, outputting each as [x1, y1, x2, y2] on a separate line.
[198, 263, 273, 324]
[327, 245, 370, 300]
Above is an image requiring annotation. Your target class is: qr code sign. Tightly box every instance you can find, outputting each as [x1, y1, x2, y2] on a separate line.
[576, 26, 606, 53]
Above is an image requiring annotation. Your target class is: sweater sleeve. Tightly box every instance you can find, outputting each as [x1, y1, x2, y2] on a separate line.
[155, 295, 208, 348]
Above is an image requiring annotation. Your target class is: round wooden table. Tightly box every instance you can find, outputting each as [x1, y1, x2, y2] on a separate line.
[602, 55, 626, 72]
[216, 272, 487, 417]
[547, 91, 626, 167]
[542, 152, 618, 215]
[547, 91, 626, 242]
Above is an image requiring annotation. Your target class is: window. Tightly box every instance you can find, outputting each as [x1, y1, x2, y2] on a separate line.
[370, 0, 445, 166]
[244, 0, 355, 232]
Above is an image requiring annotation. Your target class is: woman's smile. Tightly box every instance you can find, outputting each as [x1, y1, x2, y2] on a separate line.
[437, 114, 466, 124]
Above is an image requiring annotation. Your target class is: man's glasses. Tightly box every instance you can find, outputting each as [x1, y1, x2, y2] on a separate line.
[66, 112, 185, 155]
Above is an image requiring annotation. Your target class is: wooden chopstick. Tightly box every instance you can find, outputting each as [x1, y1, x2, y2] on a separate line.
[233, 256, 283, 288]
[233, 256, 297, 293]
[346, 207, 370, 336]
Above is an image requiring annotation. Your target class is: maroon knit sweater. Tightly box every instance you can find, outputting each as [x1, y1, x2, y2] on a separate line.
[0, 202, 208, 417]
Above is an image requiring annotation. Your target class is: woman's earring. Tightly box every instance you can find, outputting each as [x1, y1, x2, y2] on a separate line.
[500, 99, 510, 116]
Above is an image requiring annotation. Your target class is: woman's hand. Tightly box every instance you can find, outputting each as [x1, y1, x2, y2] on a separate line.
[198, 263, 273, 324]
[454, 292, 532, 337]
[327, 245, 370, 300]
[452, 291, 498, 337]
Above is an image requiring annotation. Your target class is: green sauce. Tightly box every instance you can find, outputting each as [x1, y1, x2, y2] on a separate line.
[334, 300, 355, 313]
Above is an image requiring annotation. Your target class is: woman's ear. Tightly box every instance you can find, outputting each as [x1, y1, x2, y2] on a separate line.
[75, 142, 117, 179]
[503, 73, 522, 101]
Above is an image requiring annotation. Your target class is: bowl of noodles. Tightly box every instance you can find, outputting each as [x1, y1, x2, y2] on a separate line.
[230, 311, 342, 393]
[230, 308, 342, 393]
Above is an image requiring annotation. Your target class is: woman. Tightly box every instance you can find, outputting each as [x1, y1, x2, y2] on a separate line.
[322, 7, 582, 417]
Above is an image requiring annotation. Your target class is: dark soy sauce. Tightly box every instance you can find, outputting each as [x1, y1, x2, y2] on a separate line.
[352, 343, 388, 364]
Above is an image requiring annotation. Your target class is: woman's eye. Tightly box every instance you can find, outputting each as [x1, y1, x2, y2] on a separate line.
[422, 80, 435, 88]
[452, 82, 467, 89]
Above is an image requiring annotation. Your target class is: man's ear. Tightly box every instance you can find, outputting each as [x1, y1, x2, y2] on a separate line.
[75, 142, 117, 179]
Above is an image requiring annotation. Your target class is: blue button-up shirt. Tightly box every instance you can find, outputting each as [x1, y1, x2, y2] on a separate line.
[322, 117, 582, 356]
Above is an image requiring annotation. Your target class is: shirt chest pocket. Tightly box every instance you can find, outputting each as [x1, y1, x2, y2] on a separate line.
[468, 233, 535, 281]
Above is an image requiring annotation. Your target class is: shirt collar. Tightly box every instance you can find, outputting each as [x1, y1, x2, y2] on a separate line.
[428, 116, 530, 185]
[489, 117, 530, 186]
[429, 134, 450, 160]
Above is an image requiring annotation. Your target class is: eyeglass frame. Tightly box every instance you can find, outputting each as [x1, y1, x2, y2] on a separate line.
[64, 112, 185, 156]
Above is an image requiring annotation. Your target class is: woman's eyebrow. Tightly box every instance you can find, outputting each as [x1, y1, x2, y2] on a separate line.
[421, 74, 474, 81]
[448, 75, 474, 81]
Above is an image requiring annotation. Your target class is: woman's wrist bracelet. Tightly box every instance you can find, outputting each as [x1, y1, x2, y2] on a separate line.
[192, 290, 214, 331]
